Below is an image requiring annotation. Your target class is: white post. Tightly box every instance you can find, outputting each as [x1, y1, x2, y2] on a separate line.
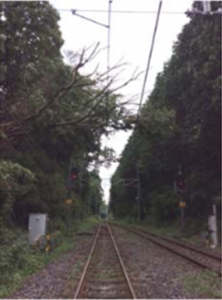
[208, 204, 218, 248]
[212, 204, 218, 247]
[203, 2, 211, 13]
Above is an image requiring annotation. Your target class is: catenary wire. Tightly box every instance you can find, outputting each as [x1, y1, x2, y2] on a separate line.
[57, 9, 185, 15]
[2, 6, 187, 15]
[136, 1, 162, 124]
[112, 1, 163, 184]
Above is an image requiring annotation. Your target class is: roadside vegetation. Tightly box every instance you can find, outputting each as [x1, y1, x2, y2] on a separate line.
[0, 216, 100, 298]
[182, 269, 221, 299]
[0, 3, 111, 295]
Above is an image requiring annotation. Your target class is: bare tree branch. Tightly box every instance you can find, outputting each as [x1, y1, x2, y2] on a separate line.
[1, 43, 142, 145]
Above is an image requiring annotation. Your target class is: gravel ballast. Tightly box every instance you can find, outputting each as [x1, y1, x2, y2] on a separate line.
[11, 223, 221, 299]
[12, 235, 94, 299]
[111, 225, 222, 299]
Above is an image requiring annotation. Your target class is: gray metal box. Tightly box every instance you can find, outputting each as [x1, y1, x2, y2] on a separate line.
[28, 214, 47, 245]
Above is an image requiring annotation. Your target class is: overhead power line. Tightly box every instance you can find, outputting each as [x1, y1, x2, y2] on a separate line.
[136, 1, 162, 123]
[58, 9, 185, 15]
[71, 10, 108, 28]
[1, 5, 188, 15]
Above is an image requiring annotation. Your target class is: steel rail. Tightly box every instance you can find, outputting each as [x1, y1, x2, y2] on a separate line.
[135, 226, 221, 261]
[74, 222, 136, 299]
[112, 223, 221, 276]
[106, 222, 136, 299]
[74, 225, 102, 299]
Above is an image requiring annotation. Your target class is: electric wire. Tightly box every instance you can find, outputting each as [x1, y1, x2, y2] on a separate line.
[111, 1, 163, 193]
[0, 6, 189, 15]
[71, 10, 108, 28]
[57, 9, 185, 15]
[136, 1, 162, 124]
[103, 4, 219, 196]
[105, 2, 163, 191]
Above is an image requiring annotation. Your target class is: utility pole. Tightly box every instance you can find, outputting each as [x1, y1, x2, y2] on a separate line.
[65, 160, 73, 236]
[136, 162, 142, 221]
[177, 165, 186, 233]
[180, 198, 185, 233]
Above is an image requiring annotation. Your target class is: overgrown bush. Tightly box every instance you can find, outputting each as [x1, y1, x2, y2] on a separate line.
[0, 160, 36, 227]
[149, 188, 179, 224]
[0, 238, 44, 285]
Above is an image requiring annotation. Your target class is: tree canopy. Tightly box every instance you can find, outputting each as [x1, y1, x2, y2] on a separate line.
[0, 1, 137, 229]
[110, 2, 221, 225]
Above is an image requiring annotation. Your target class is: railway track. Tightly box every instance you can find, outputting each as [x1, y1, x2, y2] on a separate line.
[74, 222, 136, 299]
[111, 223, 221, 276]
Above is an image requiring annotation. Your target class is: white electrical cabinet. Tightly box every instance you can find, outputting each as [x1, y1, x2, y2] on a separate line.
[28, 214, 47, 245]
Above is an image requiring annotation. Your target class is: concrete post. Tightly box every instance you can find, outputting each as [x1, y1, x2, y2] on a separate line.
[208, 204, 218, 248]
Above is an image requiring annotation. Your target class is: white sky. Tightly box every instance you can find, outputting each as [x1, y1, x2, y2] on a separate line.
[50, 0, 193, 203]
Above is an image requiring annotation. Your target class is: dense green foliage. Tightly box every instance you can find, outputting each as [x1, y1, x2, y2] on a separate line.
[0, 1, 131, 232]
[110, 3, 221, 226]
[0, 160, 35, 227]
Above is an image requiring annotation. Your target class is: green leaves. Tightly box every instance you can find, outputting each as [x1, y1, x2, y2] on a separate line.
[110, 5, 221, 223]
[0, 160, 36, 225]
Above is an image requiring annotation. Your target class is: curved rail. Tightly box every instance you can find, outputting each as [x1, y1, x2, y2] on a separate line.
[111, 222, 221, 276]
[74, 222, 136, 299]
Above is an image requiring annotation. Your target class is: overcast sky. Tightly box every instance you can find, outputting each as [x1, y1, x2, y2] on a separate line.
[50, 0, 193, 203]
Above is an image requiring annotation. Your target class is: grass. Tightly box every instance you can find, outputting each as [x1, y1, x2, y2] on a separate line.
[182, 269, 222, 299]
[0, 216, 100, 298]
[73, 215, 100, 234]
[68, 260, 85, 280]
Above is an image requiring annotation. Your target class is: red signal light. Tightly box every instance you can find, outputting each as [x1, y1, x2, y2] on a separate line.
[71, 174, 77, 179]
[179, 181, 185, 187]
[177, 179, 185, 190]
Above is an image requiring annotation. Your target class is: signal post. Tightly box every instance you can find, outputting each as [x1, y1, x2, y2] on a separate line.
[65, 166, 79, 235]
[176, 165, 186, 233]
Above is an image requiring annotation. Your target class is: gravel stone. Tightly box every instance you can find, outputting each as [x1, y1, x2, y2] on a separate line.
[111, 225, 221, 299]
[11, 235, 94, 299]
[11, 224, 221, 299]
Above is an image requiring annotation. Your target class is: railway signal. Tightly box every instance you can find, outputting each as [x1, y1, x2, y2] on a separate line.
[70, 167, 79, 180]
[176, 166, 186, 193]
[177, 178, 185, 190]
[64, 165, 80, 235]
[65, 166, 79, 191]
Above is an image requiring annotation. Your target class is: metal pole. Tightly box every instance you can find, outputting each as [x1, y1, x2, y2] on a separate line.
[106, 0, 112, 125]
[178, 165, 185, 233]
[88, 195, 91, 215]
[66, 158, 73, 236]
[66, 206, 69, 235]
[180, 204, 185, 233]
[136, 162, 142, 221]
